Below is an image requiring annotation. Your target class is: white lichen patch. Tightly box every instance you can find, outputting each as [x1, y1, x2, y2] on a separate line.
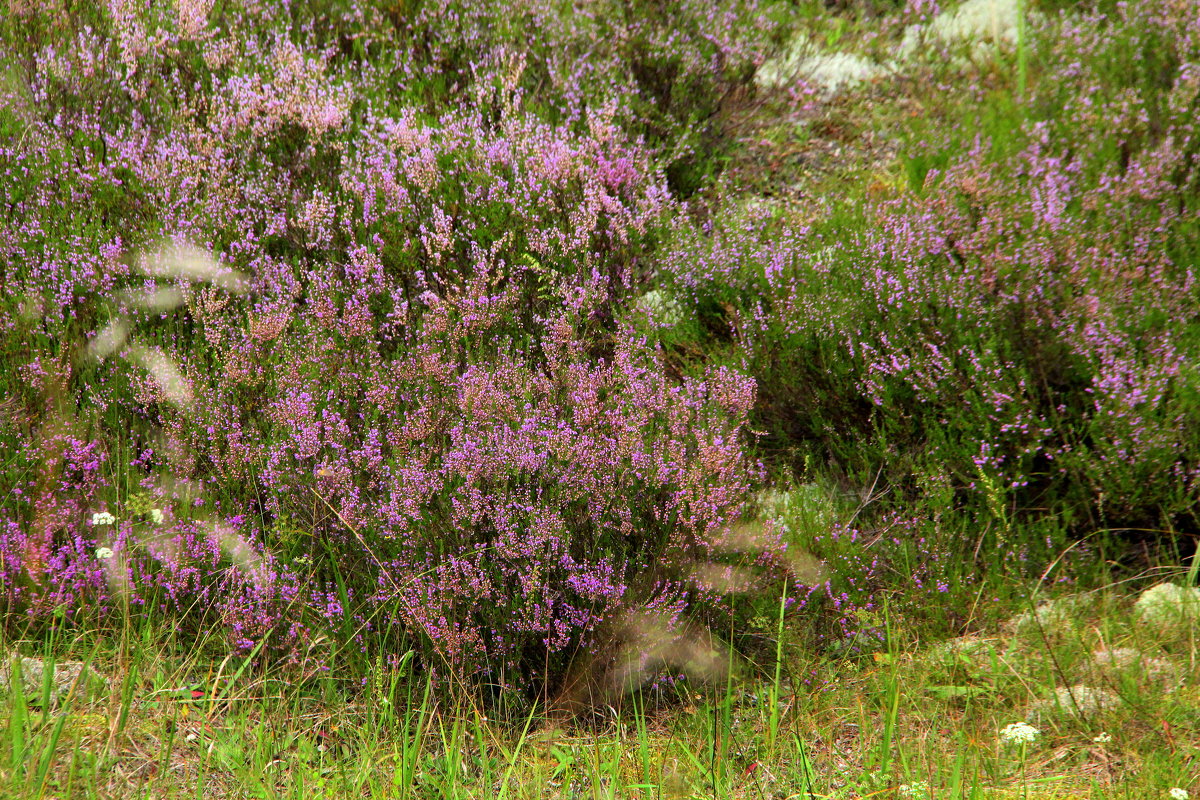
[635, 289, 684, 327]
[926, 634, 995, 664]
[1080, 647, 1182, 690]
[798, 51, 885, 96]
[897, 0, 1048, 68]
[1089, 647, 1142, 670]
[1034, 684, 1121, 718]
[756, 32, 885, 96]
[0, 654, 109, 707]
[1134, 583, 1200, 634]
[925, 0, 1019, 45]
[1003, 596, 1084, 637]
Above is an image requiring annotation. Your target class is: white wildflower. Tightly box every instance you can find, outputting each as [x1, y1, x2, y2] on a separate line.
[1092, 732, 1113, 744]
[898, 781, 930, 798]
[91, 511, 116, 526]
[149, 508, 165, 524]
[1168, 789, 1189, 800]
[94, 547, 115, 560]
[999, 722, 1039, 745]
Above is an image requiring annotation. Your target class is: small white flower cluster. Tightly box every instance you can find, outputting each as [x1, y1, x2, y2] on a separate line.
[1092, 732, 1113, 744]
[999, 722, 1040, 745]
[1168, 789, 1189, 800]
[92, 509, 165, 526]
[898, 780, 930, 799]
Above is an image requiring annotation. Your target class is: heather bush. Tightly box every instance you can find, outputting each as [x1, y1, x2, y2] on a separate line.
[0, 0, 791, 699]
[654, 0, 1200, 545]
[382, 0, 779, 155]
[1, 252, 778, 691]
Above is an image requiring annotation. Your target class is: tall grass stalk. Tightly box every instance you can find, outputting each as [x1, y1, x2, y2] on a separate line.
[766, 578, 789, 756]
[631, 691, 654, 793]
[877, 602, 901, 777]
[495, 703, 537, 800]
[393, 675, 433, 798]
[1015, 0, 1028, 98]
